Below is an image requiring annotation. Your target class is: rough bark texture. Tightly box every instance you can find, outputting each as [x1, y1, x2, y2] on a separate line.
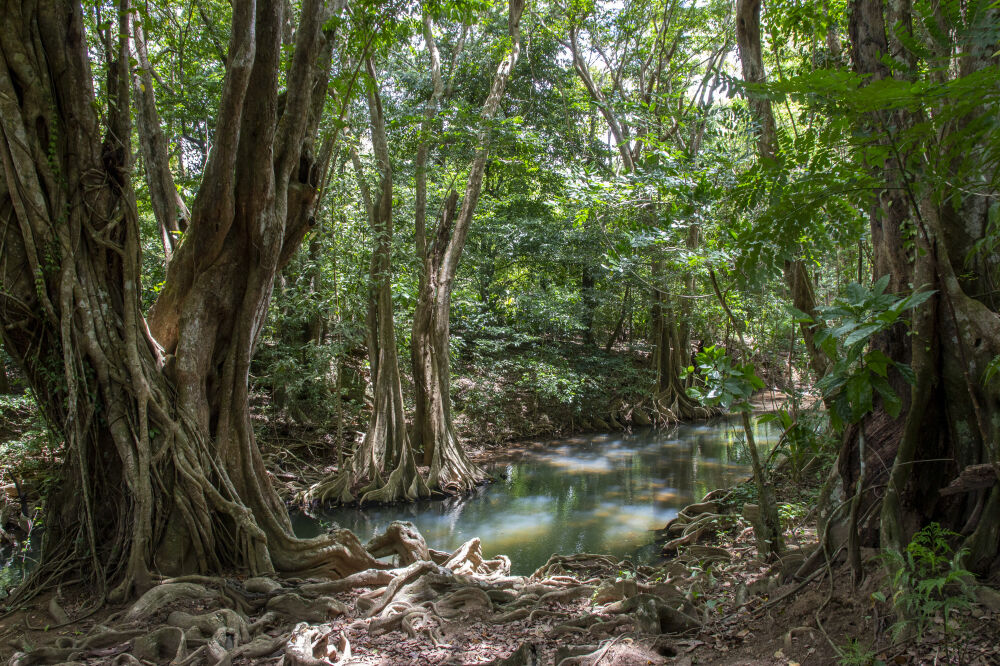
[410, 3, 524, 491]
[354, 71, 430, 504]
[844, 0, 1000, 572]
[0, 0, 376, 603]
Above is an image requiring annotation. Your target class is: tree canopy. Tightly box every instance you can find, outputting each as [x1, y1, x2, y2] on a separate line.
[0, 0, 998, 661]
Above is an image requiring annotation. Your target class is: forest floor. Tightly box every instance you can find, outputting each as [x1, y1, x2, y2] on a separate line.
[2, 391, 1000, 664]
[2, 444, 999, 665]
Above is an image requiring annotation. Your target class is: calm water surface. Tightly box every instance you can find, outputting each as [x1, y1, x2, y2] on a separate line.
[292, 418, 777, 575]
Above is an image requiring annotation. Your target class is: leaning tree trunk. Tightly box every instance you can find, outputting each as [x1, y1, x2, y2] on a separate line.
[0, 0, 378, 604]
[842, 0, 1000, 572]
[410, 2, 524, 492]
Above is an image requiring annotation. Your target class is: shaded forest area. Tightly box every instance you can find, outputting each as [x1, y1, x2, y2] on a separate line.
[0, 0, 999, 663]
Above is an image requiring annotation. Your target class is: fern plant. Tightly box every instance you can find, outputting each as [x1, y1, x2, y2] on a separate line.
[873, 523, 977, 644]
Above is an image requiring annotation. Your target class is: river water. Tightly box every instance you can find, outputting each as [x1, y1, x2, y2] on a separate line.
[292, 418, 777, 575]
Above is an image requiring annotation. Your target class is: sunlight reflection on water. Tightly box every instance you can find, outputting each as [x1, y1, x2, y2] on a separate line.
[292, 417, 777, 575]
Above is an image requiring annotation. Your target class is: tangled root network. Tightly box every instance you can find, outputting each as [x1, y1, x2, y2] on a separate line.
[9, 521, 711, 665]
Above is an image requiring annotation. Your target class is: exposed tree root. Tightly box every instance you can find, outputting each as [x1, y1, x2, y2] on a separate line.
[8, 521, 723, 665]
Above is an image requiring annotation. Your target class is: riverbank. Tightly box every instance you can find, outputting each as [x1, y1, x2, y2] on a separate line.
[3, 447, 998, 665]
[5, 380, 996, 665]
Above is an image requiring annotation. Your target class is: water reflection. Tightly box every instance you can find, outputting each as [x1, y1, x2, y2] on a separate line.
[293, 417, 777, 575]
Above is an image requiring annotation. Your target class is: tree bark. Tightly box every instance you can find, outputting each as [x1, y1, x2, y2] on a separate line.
[735, 0, 829, 380]
[0, 0, 378, 604]
[410, 2, 524, 491]
[306, 64, 430, 505]
[353, 67, 429, 504]
[844, 0, 1000, 572]
[131, 9, 189, 261]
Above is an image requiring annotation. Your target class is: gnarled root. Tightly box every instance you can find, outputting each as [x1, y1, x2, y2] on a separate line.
[283, 622, 351, 665]
[366, 520, 431, 565]
[9, 522, 716, 666]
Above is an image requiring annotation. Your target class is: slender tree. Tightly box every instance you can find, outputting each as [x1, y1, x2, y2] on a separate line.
[410, 0, 525, 492]
[735, 0, 828, 380]
[566, 0, 725, 422]
[307, 62, 432, 505]
[131, 3, 190, 261]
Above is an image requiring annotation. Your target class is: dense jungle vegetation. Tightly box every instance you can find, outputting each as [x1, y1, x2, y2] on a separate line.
[0, 0, 998, 663]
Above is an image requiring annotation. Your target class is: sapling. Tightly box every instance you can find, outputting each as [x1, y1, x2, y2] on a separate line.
[684, 346, 783, 558]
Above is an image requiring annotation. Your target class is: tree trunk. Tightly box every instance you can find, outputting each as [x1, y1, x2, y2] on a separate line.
[0, 0, 378, 604]
[650, 260, 703, 421]
[306, 63, 430, 506]
[735, 0, 778, 161]
[131, 9, 189, 261]
[581, 262, 597, 346]
[735, 0, 830, 381]
[410, 2, 524, 491]
[570, 11, 712, 422]
[843, 0, 1000, 572]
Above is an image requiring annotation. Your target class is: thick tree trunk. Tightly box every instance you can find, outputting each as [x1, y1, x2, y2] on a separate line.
[0, 0, 377, 604]
[735, 0, 778, 161]
[842, 0, 1000, 572]
[412, 194, 487, 491]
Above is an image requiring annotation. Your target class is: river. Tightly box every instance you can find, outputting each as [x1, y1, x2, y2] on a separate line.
[291, 417, 777, 575]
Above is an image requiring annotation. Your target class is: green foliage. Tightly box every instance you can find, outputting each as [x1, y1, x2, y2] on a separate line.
[453, 334, 654, 443]
[982, 354, 1000, 388]
[759, 408, 831, 481]
[811, 276, 934, 430]
[0, 393, 59, 487]
[683, 345, 764, 413]
[836, 638, 880, 666]
[876, 523, 977, 642]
